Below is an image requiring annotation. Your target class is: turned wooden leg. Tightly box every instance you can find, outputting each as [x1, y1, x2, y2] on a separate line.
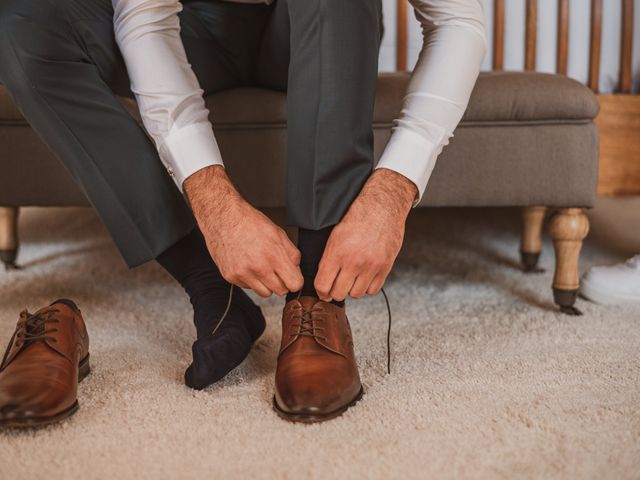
[520, 206, 547, 272]
[548, 208, 589, 315]
[0, 207, 19, 270]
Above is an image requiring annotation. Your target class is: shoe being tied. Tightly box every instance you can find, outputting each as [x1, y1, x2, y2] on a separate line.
[0, 299, 90, 428]
[274, 296, 363, 423]
[581, 254, 640, 305]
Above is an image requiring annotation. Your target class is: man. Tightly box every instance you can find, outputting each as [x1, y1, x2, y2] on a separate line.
[0, 0, 485, 422]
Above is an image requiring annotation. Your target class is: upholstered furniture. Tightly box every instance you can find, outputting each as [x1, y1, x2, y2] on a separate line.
[0, 71, 599, 313]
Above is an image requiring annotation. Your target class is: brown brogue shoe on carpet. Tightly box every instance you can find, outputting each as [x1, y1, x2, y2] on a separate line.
[274, 296, 363, 423]
[0, 299, 90, 428]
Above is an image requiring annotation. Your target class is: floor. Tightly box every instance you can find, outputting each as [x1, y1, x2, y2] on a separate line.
[0, 199, 638, 479]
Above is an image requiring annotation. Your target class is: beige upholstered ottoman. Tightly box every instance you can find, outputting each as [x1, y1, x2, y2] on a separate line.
[0, 71, 599, 313]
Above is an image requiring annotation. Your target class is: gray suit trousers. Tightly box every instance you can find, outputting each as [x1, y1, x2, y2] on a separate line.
[0, 0, 382, 266]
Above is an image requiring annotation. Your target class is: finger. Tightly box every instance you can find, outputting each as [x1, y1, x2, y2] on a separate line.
[349, 269, 377, 299]
[329, 268, 358, 302]
[231, 278, 251, 289]
[242, 276, 272, 298]
[222, 270, 251, 289]
[275, 250, 304, 293]
[366, 271, 387, 296]
[262, 271, 289, 297]
[315, 258, 341, 302]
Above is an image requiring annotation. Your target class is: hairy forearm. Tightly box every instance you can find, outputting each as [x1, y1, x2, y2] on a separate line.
[183, 165, 244, 238]
[182, 165, 303, 296]
[353, 168, 417, 220]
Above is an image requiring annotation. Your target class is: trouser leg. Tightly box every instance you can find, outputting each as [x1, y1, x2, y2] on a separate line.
[258, 0, 383, 229]
[0, 0, 271, 266]
[0, 0, 195, 266]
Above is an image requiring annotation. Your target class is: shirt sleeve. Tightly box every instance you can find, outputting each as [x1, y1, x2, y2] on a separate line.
[375, 0, 487, 206]
[112, 0, 222, 191]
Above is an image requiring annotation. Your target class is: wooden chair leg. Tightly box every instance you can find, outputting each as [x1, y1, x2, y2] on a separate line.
[520, 206, 547, 272]
[0, 207, 19, 270]
[548, 208, 589, 315]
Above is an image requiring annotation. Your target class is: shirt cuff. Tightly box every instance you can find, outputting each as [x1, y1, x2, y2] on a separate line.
[375, 127, 442, 207]
[159, 123, 224, 191]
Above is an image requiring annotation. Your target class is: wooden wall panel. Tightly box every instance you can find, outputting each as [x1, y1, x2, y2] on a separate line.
[396, 0, 408, 72]
[493, 0, 505, 70]
[556, 0, 569, 75]
[588, 0, 603, 92]
[596, 95, 640, 196]
[619, 0, 634, 93]
[525, 0, 538, 70]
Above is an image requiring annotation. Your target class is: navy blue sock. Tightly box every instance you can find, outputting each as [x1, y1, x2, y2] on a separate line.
[157, 228, 265, 389]
[286, 226, 343, 306]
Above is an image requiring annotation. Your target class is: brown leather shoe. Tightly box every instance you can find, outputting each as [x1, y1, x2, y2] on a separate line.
[0, 299, 90, 428]
[274, 296, 363, 423]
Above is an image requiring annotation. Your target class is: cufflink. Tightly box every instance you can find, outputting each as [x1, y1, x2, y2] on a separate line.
[167, 166, 175, 177]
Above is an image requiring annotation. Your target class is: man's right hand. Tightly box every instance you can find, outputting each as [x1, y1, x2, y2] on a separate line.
[184, 165, 303, 297]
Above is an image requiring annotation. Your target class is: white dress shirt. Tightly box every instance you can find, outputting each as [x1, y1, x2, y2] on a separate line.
[112, 0, 486, 204]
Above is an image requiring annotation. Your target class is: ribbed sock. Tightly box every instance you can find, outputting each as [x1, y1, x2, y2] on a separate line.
[156, 228, 265, 389]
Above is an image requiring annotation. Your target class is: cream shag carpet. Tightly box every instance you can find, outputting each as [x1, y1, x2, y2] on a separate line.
[0, 203, 638, 480]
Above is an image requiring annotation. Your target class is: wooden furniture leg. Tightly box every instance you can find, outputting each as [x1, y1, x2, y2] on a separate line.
[520, 206, 547, 272]
[548, 208, 589, 315]
[0, 207, 19, 270]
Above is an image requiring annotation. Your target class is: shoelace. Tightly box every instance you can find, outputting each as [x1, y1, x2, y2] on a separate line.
[293, 287, 393, 374]
[209, 285, 393, 374]
[381, 288, 392, 375]
[289, 305, 326, 341]
[210, 285, 234, 337]
[0, 309, 60, 370]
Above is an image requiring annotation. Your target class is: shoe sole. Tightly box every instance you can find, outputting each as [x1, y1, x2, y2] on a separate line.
[0, 353, 91, 429]
[272, 386, 364, 424]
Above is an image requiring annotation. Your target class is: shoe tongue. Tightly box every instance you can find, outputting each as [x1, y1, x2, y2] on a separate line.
[626, 255, 640, 270]
[297, 296, 319, 309]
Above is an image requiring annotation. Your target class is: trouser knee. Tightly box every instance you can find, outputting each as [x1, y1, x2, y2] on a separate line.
[289, 0, 382, 39]
[0, 0, 81, 86]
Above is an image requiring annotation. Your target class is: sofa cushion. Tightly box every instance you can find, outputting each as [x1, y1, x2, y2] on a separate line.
[0, 71, 599, 125]
[374, 72, 599, 125]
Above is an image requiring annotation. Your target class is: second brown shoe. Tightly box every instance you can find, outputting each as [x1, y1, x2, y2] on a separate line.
[0, 299, 90, 428]
[274, 296, 363, 423]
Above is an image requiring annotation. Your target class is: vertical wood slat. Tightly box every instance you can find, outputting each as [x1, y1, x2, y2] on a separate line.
[493, 0, 505, 70]
[619, 0, 634, 93]
[588, 0, 603, 92]
[396, 0, 408, 71]
[556, 0, 570, 75]
[525, 0, 538, 70]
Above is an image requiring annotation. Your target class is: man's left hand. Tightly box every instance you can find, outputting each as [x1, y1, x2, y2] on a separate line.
[315, 168, 417, 301]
